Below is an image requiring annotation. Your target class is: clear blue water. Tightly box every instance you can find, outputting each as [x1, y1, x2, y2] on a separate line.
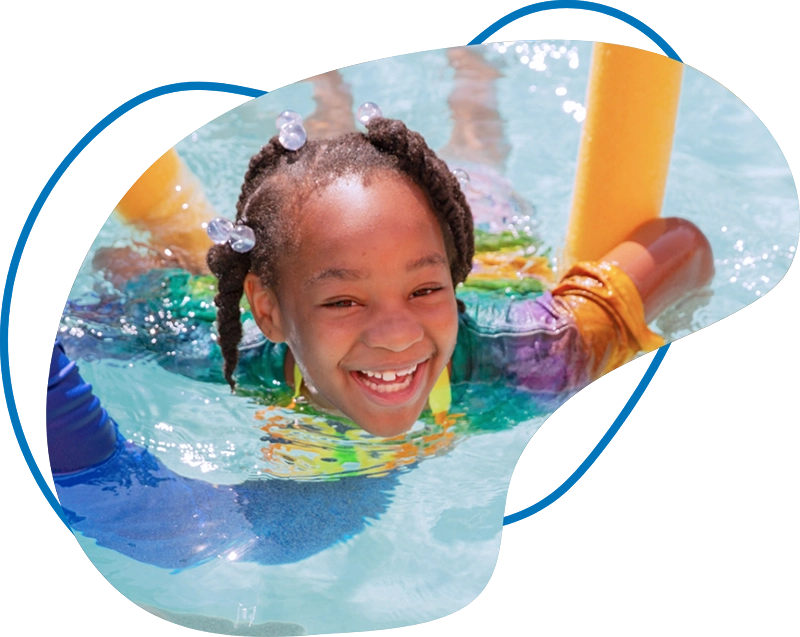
[62, 41, 798, 635]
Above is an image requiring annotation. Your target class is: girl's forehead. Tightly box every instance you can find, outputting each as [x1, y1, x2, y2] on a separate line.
[294, 173, 441, 243]
[315, 171, 424, 203]
[277, 174, 448, 276]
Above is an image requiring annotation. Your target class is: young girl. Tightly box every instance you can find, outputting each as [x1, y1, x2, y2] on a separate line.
[50, 59, 713, 569]
[195, 111, 711, 438]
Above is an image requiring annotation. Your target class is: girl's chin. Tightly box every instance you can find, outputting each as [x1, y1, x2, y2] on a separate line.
[348, 405, 426, 438]
[305, 387, 425, 436]
[358, 421, 417, 438]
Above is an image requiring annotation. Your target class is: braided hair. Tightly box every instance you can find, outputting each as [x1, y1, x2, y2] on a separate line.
[207, 117, 475, 388]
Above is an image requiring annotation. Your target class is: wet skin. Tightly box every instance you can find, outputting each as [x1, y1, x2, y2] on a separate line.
[244, 173, 459, 437]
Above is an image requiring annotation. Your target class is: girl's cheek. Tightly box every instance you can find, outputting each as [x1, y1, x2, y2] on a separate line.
[433, 298, 459, 328]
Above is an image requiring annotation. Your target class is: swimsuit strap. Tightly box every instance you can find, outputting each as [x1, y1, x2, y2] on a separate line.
[292, 364, 304, 401]
[287, 363, 304, 408]
[428, 367, 451, 423]
[289, 364, 452, 423]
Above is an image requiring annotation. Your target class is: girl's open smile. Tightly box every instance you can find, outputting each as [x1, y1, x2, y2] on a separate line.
[350, 359, 429, 405]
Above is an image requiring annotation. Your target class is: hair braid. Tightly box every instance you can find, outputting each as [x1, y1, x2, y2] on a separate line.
[207, 245, 251, 388]
[236, 138, 289, 218]
[207, 137, 291, 388]
[365, 118, 475, 287]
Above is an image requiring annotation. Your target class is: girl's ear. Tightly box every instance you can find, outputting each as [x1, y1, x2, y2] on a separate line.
[243, 273, 287, 343]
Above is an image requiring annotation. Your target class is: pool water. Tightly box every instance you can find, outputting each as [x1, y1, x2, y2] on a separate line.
[59, 41, 798, 635]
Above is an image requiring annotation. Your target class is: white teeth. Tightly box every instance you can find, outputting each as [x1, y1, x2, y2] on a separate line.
[360, 374, 415, 393]
[360, 364, 418, 381]
[356, 363, 423, 394]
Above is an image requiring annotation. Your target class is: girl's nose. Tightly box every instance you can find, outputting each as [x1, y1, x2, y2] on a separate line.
[362, 306, 425, 352]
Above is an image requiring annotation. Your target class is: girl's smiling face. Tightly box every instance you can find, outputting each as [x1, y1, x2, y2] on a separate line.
[244, 172, 460, 437]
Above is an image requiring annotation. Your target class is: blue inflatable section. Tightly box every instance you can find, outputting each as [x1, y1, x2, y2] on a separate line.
[49, 343, 399, 568]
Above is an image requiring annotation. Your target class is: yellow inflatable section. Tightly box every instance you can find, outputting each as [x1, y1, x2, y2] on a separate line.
[116, 148, 215, 273]
[565, 43, 684, 264]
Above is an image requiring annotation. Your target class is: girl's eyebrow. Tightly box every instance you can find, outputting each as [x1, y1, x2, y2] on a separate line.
[306, 253, 447, 288]
[406, 252, 448, 271]
[305, 267, 367, 287]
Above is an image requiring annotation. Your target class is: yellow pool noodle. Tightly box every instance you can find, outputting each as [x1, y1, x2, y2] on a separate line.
[565, 43, 684, 264]
[115, 148, 216, 273]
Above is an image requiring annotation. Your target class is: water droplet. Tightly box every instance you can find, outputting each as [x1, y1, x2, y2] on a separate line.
[278, 122, 307, 151]
[207, 217, 234, 244]
[357, 102, 382, 126]
[230, 225, 256, 253]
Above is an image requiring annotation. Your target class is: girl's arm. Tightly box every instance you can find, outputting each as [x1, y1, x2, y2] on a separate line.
[547, 217, 714, 383]
[455, 217, 714, 400]
[600, 217, 715, 323]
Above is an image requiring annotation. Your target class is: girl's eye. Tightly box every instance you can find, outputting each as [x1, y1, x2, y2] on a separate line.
[411, 286, 443, 298]
[323, 299, 359, 308]
[322, 288, 444, 307]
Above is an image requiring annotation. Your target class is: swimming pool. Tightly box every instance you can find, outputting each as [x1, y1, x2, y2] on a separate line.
[57, 41, 798, 635]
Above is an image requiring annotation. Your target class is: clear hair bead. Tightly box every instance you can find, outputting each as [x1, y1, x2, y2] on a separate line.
[229, 225, 256, 253]
[207, 217, 234, 244]
[276, 110, 303, 130]
[452, 168, 470, 188]
[357, 102, 382, 126]
[278, 122, 307, 151]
